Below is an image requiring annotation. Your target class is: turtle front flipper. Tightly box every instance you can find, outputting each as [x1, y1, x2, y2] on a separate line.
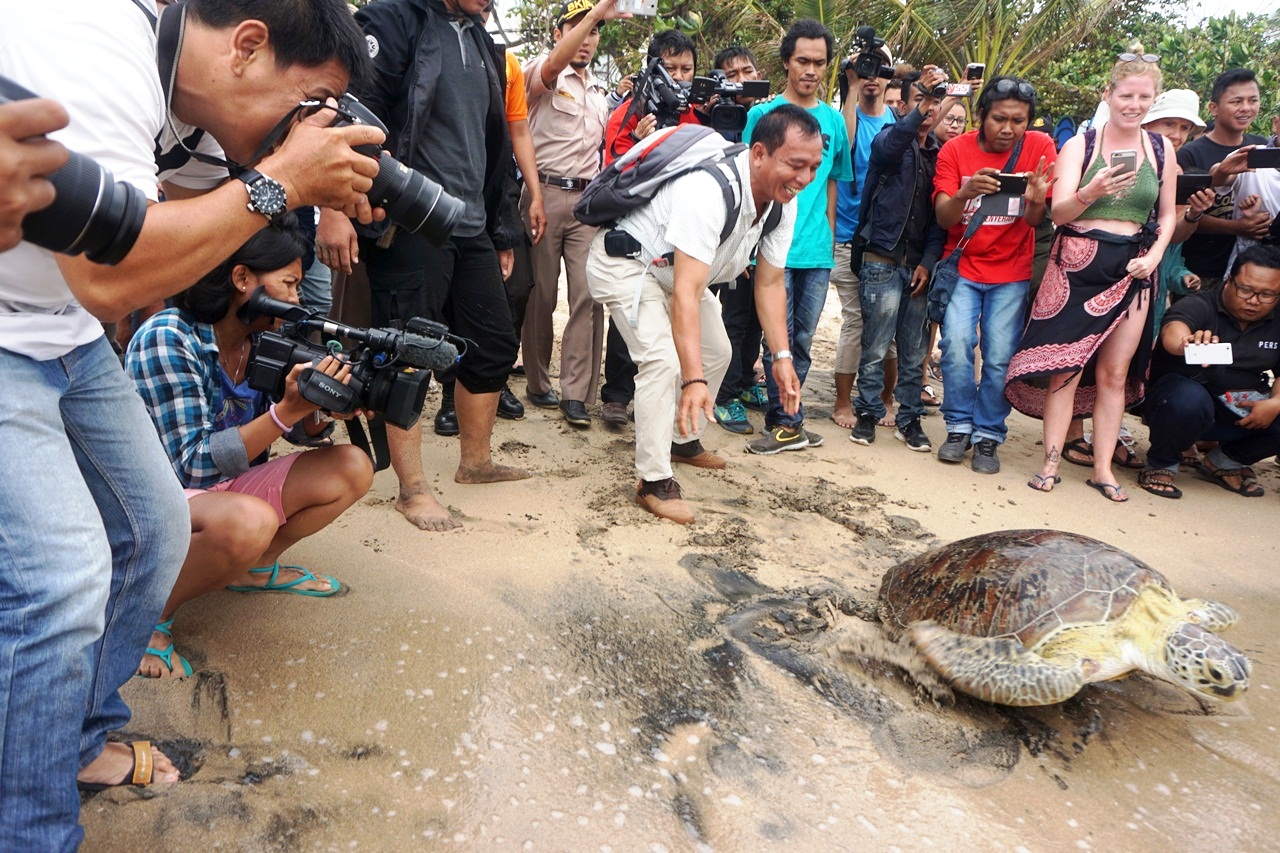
[1181, 599, 1239, 631]
[907, 621, 1088, 707]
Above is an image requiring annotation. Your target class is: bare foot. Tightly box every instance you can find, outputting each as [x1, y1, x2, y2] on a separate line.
[396, 489, 462, 531]
[137, 629, 189, 679]
[455, 462, 532, 484]
[831, 405, 856, 429]
[229, 564, 336, 593]
[876, 413, 895, 428]
[78, 742, 180, 788]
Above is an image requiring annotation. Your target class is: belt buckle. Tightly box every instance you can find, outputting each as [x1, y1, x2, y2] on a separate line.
[559, 177, 577, 191]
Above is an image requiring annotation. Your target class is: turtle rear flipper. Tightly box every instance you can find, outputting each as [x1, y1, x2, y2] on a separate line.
[907, 620, 1088, 706]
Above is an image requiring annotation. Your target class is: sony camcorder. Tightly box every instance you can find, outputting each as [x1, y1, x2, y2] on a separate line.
[688, 72, 769, 135]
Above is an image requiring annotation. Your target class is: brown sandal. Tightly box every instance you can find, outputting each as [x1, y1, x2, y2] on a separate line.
[1138, 468, 1182, 499]
[77, 741, 156, 792]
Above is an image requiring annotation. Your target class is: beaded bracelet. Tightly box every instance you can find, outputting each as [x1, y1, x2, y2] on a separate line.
[268, 402, 294, 432]
[680, 378, 708, 389]
[1076, 190, 1095, 206]
[1185, 210, 1204, 223]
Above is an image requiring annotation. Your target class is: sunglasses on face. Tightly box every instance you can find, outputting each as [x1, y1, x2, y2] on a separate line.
[1118, 52, 1160, 63]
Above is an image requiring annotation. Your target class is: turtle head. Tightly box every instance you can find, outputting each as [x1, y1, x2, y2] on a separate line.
[1163, 623, 1251, 701]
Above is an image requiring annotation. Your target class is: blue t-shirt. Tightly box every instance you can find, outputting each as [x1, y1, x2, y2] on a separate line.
[744, 97, 853, 269]
[834, 106, 896, 243]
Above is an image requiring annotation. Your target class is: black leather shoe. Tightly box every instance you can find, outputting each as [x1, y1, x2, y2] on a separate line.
[497, 385, 525, 420]
[560, 399, 591, 427]
[434, 387, 459, 436]
[528, 389, 560, 408]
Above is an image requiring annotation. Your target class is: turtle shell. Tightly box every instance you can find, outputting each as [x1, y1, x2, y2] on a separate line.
[878, 529, 1173, 647]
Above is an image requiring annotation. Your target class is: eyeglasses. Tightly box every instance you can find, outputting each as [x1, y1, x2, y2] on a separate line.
[1231, 280, 1280, 304]
[1118, 52, 1161, 63]
[940, 115, 966, 126]
[989, 78, 1036, 102]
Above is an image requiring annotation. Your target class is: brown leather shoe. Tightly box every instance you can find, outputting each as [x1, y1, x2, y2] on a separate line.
[635, 478, 695, 524]
[670, 440, 726, 470]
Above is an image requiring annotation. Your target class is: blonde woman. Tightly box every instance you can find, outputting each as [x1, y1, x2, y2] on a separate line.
[1005, 53, 1177, 501]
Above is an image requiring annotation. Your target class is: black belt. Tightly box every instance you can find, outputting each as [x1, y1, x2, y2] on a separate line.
[538, 173, 588, 191]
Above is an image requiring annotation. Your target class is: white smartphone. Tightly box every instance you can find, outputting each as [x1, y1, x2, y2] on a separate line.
[615, 0, 658, 15]
[1184, 342, 1233, 365]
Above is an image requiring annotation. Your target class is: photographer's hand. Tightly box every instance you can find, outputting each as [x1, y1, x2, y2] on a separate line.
[317, 207, 359, 274]
[634, 113, 658, 141]
[957, 167, 1002, 200]
[0, 98, 70, 252]
[277, 356, 351, 425]
[257, 99, 386, 224]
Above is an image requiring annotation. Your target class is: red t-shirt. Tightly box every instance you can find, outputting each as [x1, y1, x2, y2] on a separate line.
[603, 98, 703, 165]
[933, 130, 1057, 283]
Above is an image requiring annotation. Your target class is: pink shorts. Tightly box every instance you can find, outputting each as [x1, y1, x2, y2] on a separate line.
[183, 452, 302, 525]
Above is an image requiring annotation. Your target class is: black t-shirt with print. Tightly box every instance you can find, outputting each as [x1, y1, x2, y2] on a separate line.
[1176, 133, 1268, 280]
[1151, 287, 1280, 394]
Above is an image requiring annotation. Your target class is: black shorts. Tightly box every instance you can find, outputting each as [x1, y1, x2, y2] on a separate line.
[362, 229, 517, 394]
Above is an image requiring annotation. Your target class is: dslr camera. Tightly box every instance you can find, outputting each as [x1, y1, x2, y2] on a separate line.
[327, 94, 465, 245]
[688, 72, 770, 135]
[840, 26, 894, 81]
[239, 288, 462, 430]
[636, 57, 692, 129]
[0, 74, 146, 265]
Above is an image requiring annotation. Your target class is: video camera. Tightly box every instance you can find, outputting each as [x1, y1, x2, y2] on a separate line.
[238, 288, 461, 430]
[0, 74, 147, 265]
[840, 26, 894, 81]
[688, 72, 770, 135]
[636, 56, 692, 129]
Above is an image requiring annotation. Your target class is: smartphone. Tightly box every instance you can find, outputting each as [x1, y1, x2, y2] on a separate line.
[1110, 150, 1138, 177]
[965, 63, 985, 80]
[1246, 147, 1280, 169]
[614, 0, 657, 15]
[944, 83, 974, 97]
[1184, 342, 1233, 365]
[1175, 173, 1213, 205]
[995, 173, 1028, 195]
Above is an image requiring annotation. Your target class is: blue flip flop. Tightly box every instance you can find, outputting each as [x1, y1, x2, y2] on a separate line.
[226, 562, 342, 597]
[138, 618, 193, 679]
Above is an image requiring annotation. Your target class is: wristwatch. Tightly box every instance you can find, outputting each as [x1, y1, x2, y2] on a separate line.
[774, 349, 793, 360]
[238, 169, 288, 222]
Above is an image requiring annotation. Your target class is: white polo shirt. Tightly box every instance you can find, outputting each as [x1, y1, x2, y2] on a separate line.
[0, 0, 226, 360]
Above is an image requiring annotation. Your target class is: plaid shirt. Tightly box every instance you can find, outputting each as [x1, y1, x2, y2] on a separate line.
[125, 309, 268, 489]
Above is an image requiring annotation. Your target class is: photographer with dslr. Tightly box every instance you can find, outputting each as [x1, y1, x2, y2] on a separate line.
[603, 30, 702, 164]
[0, 97, 68, 251]
[0, 0, 379, 836]
[126, 215, 373, 678]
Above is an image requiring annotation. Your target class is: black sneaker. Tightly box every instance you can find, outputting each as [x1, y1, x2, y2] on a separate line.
[971, 438, 1001, 474]
[849, 414, 877, 446]
[894, 418, 931, 452]
[937, 432, 970, 463]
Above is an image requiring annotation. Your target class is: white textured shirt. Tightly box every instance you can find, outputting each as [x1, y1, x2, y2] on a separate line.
[615, 149, 795, 291]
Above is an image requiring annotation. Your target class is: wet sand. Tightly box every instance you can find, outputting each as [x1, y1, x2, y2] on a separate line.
[83, 289, 1280, 850]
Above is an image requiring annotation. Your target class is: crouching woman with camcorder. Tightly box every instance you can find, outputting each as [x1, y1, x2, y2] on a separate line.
[125, 215, 373, 678]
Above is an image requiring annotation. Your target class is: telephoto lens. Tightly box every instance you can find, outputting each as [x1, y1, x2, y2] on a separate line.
[0, 74, 147, 265]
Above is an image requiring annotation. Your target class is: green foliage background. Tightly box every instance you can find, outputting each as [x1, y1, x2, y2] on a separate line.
[479, 0, 1279, 133]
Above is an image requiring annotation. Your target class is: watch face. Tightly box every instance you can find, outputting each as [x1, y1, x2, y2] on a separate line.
[249, 176, 288, 218]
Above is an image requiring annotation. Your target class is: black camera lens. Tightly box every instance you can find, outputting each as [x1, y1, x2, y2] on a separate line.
[367, 152, 464, 246]
[20, 151, 147, 265]
[1, 74, 146, 265]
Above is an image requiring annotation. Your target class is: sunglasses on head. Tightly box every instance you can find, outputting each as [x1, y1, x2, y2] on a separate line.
[1118, 52, 1160, 63]
[989, 78, 1037, 102]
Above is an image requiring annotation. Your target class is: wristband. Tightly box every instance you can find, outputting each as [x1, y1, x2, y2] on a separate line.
[1185, 210, 1203, 223]
[1076, 190, 1094, 206]
[774, 349, 793, 360]
[680, 378, 707, 389]
[268, 402, 295, 432]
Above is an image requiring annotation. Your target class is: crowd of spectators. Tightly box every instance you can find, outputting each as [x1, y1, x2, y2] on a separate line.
[2, 0, 1279, 838]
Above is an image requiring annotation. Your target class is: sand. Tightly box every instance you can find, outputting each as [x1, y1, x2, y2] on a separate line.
[82, 288, 1280, 851]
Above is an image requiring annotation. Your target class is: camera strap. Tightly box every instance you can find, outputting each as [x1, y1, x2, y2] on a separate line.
[344, 416, 392, 473]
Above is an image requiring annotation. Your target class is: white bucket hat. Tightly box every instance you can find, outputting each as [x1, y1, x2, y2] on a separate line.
[1144, 89, 1206, 128]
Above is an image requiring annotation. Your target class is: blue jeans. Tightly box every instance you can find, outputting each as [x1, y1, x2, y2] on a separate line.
[1146, 373, 1280, 470]
[0, 337, 188, 849]
[299, 253, 333, 318]
[939, 276, 1029, 444]
[854, 261, 931, 426]
[763, 266, 830, 428]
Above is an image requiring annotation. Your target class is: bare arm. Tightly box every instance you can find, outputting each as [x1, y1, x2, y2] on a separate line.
[754, 256, 800, 415]
[539, 0, 620, 89]
[671, 249, 713, 436]
[826, 179, 838, 238]
[509, 118, 545, 244]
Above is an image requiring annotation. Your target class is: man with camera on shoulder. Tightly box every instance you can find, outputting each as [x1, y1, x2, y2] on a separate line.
[586, 105, 821, 525]
[603, 29, 702, 165]
[0, 0, 381, 842]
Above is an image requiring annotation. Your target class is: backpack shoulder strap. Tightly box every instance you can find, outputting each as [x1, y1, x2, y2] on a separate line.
[1147, 129, 1166, 178]
[1082, 127, 1098, 164]
[762, 201, 783, 238]
[703, 154, 744, 245]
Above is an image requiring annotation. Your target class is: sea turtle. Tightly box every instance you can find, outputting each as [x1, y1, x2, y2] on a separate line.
[877, 529, 1250, 707]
